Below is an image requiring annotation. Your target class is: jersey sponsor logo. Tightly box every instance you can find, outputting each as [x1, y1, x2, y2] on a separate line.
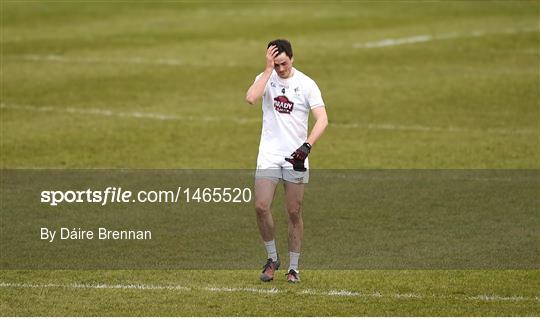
[273, 95, 294, 114]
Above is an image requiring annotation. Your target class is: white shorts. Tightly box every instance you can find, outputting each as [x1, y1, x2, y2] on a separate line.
[255, 152, 309, 184]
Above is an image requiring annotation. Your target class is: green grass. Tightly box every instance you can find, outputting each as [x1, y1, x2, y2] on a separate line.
[1, 270, 539, 316]
[1, 1, 538, 168]
[1, 0, 539, 316]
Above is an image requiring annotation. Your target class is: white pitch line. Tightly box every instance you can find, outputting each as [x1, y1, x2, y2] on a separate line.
[1, 282, 537, 302]
[0, 103, 259, 125]
[1, 103, 536, 135]
[468, 295, 533, 302]
[18, 54, 239, 67]
[300, 289, 424, 299]
[353, 27, 539, 48]
[204, 286, 279, 294]
[335, 122, 536, 135]
[0, 282, 190, 291]
[327, 289, 361, 296]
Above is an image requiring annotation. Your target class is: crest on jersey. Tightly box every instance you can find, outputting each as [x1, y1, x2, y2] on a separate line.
[273, 95, 294, 114]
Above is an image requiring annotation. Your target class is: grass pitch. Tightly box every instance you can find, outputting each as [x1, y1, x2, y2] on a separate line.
[2, 270, 539, 316]
[1, 0, 539, 316]
[2, 1, 538, 169]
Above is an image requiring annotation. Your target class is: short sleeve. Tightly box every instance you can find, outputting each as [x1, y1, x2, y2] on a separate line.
[307, 80, 324, 109]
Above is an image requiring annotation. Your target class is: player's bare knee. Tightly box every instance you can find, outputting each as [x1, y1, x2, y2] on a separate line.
[287, 206, 302, 222]
[255, 201, 271, 216]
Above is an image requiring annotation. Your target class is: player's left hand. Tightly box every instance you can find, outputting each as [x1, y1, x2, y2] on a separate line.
[291, 142, 311, 161]
[285, 143, 311, 171]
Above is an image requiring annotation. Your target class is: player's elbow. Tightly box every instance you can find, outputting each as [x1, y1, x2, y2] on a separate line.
[245, 94, 257, 105]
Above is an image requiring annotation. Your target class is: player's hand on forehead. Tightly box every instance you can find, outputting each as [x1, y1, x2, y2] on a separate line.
[266, 45, 279, 70]
[267, 45, 279, 55]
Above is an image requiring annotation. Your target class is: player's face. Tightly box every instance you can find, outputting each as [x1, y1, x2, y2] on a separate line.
[274, 52, 294, 79]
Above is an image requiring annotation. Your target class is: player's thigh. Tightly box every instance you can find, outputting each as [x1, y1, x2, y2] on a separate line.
[283, 181, 305, 214]
[254, 178, 279, 213]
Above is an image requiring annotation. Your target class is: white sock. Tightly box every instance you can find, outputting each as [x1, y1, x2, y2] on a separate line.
[264, 240, 278, 262]
[289, 251, 300, 272]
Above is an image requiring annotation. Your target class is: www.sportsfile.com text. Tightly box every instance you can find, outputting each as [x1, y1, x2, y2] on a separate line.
[40, 186, 252, 206]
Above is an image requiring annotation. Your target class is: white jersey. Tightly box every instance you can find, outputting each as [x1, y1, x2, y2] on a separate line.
[255, 67, 324, 157]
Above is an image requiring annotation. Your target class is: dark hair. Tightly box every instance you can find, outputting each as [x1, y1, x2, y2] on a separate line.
[267, 39, 293, 58]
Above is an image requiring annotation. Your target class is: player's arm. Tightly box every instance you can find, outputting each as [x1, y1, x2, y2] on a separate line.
[306, 106, 328, 146]
[245, 45, 279, 105]
[285, 106, 328, 171]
